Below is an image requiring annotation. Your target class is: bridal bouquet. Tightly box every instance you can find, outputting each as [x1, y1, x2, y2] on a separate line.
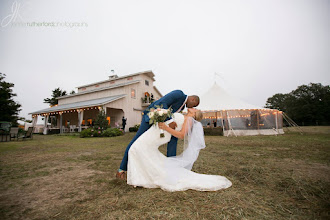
[147, 105, 173, 138]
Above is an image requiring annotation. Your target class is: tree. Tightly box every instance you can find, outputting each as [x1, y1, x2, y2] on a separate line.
[265, 93, 290, 112]
[43, 87, 67, 106]
[265, 83, 330, 126]
[93, 107, 109, 131]
[0, 73, 22, 126]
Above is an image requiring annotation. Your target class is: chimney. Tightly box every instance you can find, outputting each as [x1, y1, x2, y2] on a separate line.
[109, 70, 118, 79]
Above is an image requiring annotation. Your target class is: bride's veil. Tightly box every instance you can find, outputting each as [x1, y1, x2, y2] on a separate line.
[164, 116, 206, 185]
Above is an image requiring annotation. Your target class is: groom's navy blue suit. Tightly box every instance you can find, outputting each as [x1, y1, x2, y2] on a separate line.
[119, 90, 188, 171]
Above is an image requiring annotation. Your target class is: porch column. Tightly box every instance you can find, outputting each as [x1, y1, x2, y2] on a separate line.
[275, 111, 279, 134]
[78, 110, 84, 132]
[32, 115, 38, 127]
[59, 112, 63, 134]
[43, 114, 49, 135]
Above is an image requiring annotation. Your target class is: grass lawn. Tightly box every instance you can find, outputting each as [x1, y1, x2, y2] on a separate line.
[0, 126, 329, 219]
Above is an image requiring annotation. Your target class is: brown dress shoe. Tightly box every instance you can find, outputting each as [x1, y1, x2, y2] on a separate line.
[116, 171, 126, 180]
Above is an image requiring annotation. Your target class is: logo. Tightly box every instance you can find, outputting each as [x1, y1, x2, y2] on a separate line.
[1, 1, 24, 27]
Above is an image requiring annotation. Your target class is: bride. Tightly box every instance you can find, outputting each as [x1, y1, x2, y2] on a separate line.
[127, 108, 232, 192]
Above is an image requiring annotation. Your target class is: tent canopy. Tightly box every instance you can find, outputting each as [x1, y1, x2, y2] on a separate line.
[198, 83, 267, 111]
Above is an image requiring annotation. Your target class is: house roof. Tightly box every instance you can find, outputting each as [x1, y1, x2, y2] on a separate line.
[57, 80, 140, 100]
[76, 70, 155, 89]
[153, 86, 163, 97]
[28, 94, 126, 115]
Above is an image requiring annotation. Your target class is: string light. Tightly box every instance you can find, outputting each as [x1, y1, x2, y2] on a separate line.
[34, 106, 103, 118]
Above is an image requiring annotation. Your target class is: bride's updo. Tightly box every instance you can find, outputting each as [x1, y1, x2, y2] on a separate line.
[195, 110, 203, 122]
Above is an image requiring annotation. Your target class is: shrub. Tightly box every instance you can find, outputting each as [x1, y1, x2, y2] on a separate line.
[80, 128, 93, 138]
[92, 128, 103, 137]
[129, 124, 140, 132]
[80, 127, 123, 138]
[102, 128, 124, 137]
[114, 128, 124, 136]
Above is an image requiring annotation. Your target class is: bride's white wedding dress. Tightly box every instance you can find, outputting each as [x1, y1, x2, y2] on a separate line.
[127, 113, 232, 192]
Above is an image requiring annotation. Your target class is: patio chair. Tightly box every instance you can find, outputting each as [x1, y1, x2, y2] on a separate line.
[70, 125, 76, 132]
[19, 127, 34, 140]
[62, 126, 69, 133]
[10, 127, 19, 141]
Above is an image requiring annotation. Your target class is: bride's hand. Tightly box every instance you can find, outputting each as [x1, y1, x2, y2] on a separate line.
[158, 122, 167, 130]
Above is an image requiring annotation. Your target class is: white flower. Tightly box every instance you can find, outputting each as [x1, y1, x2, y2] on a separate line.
[158, 111, 164, 116]
[148, 112, 154, 118]
[162, 109, 168, 114]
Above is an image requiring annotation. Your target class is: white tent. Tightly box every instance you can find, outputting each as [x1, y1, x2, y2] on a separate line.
[198, 83, 284, 136]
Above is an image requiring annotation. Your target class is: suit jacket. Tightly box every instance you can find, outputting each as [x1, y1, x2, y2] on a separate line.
[143, 90, 187, 123]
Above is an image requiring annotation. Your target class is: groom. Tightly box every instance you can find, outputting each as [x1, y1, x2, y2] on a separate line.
[116, 90, 200, 179]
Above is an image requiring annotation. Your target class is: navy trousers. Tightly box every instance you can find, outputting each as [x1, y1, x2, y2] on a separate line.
[119, 117, 178, 171]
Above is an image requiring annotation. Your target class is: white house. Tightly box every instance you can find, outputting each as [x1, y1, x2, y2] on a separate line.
[28, 70, 162, 134]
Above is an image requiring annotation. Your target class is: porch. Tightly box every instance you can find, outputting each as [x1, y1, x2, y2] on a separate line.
[29, 95, 126, 134]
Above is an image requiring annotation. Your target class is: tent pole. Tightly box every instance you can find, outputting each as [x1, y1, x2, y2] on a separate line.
[220, 111, 225, 136]
[215, 111, 217, 128]
[275, 111, 279, 134]
[282, 112, 304, 135]
[226, 111, 237, 137]
[257, 110, 259, 131]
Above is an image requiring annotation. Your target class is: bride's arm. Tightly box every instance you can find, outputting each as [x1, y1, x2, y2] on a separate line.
[158, 116, 192, 140]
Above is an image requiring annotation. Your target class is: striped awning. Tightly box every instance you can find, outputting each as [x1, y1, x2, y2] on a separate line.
[28, 94, 126, 115]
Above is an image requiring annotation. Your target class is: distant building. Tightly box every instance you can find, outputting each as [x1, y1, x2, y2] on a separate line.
[28, 70, 162, 134]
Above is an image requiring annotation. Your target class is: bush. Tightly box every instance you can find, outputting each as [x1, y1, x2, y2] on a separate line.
[129, 124, 140, 132]
[18, 128, 25, 135]
[102, 128, 124, 137]
[92, 128, 103, 137]
[80, 127, 124, 138]
[80, 128, 93, 138]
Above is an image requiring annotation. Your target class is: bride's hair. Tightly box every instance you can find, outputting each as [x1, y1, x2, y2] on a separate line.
[194, 110, 203, 122]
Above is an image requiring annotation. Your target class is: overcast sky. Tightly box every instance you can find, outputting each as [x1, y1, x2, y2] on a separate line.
[0, 0, 329, 124]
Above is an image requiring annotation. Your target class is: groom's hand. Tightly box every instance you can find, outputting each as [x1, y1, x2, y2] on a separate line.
[169, 122, 177, 130]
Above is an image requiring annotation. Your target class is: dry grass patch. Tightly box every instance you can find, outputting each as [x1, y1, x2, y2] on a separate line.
[0, 127, 329, 219]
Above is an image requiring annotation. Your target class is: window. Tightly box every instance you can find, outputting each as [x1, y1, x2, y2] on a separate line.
[145, 80, 149, 86]
[131, 89, 136, 98]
